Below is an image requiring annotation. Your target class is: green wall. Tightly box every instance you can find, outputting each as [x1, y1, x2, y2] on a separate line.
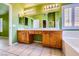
[0, 12, 9, 37]
[11, 4, 30, 43]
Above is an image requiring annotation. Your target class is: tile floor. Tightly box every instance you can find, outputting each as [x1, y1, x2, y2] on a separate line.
[0, 37, 9, 49]
[0, 37, 64, 56]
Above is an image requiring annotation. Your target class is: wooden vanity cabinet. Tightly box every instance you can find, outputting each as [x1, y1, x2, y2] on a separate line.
[42, 31, 62, 48]
[17, 30, 62, 48]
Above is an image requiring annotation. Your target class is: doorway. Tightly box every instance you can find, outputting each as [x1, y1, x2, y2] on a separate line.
[0, 3, 12, 49]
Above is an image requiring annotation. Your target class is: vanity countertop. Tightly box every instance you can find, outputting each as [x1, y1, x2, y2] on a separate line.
[17, 28, 62, 31]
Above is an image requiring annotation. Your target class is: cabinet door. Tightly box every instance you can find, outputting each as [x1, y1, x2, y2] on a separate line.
[49, 32, 56, 48]
[17, 31, 26, 43]
[26, 31, 33, 43]
[23, 31, 28, 43]
[54, 31, 62, 48]
[42, 31, 50, 47]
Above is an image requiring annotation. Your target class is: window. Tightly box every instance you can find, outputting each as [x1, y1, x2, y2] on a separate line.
[0, 18, 3, 32]
[62, 4, 79, 29]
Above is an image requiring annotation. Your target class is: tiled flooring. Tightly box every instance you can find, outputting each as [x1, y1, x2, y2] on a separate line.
[0, 37, 64, 56]
[0, 37, 9, 49]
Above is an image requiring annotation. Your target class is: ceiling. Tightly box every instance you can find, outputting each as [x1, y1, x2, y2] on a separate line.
[11, 3, 62, 9]
[0, 3, 9, 15]
[10, 3, 41, 9]
[24, 3, 42, 8]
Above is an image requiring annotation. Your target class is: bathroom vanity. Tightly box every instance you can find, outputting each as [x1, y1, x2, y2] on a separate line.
[17, 4, 62, 49]
[17, 29, 62, 48]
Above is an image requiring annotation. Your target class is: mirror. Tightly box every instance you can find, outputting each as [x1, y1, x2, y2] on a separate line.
[19, 17, 28, 25]
[22, 12, 60, 29]
[33, 20, 40, 28]
[25, 17, 28, 25]
[48, 12, 55, 28]
[43, 20, 46, 28]
[31, 19, 33, 28]
[19, 17, 25, 25]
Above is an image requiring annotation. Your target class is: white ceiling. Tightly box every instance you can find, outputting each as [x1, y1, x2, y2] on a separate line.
[0, 4, 9, 15]
[24, 3, 40, 8]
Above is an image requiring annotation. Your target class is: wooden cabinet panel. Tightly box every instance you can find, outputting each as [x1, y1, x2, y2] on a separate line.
[17, 30, 34, 44]
[24, 31, 30, 43]
[17, 31, 26, 43]
[41, 31, 62, 48]
[42, 31, 50, 47]
[53, 31, 62, 48]
[42, 31, 62, 48]
[49, 32, 56, 48]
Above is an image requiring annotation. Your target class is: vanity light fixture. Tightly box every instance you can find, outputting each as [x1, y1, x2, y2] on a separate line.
[43, 4, 60, 11]
[18, 10, 24, 17]
[24, 9, 36, 15]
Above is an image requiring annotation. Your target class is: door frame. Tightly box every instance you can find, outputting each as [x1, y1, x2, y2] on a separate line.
[3, 3, 12, 45]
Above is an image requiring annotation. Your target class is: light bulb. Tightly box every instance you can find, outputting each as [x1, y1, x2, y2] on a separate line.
[53, 4, 55, 8]
[56, 4, 59, 7]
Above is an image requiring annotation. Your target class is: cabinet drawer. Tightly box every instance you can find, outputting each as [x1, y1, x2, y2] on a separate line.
[34, 31, 39, 34]
[29, 31, 35, 34]
[53, 32, 62, 35]
[38, 31, 42, 34]
[34, 31, 42, 34]
[42, 32, 50, 47]
[42, 31, 49, 34]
